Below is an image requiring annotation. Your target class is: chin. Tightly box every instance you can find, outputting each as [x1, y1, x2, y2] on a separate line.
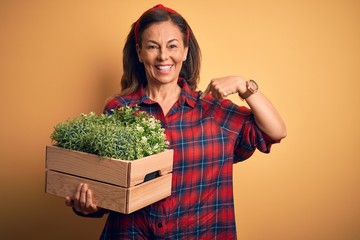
[148, 75, 179, 85]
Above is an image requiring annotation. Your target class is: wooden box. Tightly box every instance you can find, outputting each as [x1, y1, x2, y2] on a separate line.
[45, 145, 173, 214]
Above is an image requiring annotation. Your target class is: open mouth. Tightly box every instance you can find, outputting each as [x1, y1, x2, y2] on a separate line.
[156, 65, 173, 72]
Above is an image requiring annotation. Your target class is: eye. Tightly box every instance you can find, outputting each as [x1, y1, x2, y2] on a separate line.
[147, 45, 159, 50]
[169, 44, 178, 49]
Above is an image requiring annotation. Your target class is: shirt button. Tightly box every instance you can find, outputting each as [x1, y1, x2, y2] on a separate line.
[157, 223, 163, 228]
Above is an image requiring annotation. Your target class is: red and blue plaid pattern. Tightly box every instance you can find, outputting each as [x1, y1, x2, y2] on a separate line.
[100, 78, 279, 239]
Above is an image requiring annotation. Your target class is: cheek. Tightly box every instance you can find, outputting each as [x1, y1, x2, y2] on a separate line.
[143, 63, 154, 74]
[172, 57, 183, 67]
[176, 57, 185, 68]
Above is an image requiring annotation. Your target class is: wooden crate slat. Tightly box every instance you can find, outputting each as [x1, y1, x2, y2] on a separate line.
[46, 146, 129, 186]
[128, 149, 173, 186]
[46, 170, 127, 213]
[45, 170, 173, 214]
[127, 173, 172, 213]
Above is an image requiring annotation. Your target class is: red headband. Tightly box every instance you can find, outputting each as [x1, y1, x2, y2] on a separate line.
[134, 4, 190, 45]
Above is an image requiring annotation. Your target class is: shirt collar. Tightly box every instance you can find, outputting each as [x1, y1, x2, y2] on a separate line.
[178, 78, 197, 108]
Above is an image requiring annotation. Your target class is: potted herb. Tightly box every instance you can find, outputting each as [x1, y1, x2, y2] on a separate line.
[45, 106, 173, 214]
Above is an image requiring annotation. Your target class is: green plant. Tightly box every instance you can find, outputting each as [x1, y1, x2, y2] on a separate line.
[50, 106, 169, 160]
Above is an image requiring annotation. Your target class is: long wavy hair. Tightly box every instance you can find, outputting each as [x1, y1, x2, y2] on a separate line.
[120, 7, 201, 95]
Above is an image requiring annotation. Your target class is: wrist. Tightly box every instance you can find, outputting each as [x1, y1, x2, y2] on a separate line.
[238, 79, 259, 101]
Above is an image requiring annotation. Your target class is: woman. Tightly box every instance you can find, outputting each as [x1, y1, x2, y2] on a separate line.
[66, 4, 286, 239]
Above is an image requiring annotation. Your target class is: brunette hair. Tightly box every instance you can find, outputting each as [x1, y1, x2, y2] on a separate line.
[120, 6, 201, 95]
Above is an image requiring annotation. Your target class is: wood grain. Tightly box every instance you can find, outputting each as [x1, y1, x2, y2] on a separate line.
[46, 170, 172, 213]
[46, 146, 173, 187]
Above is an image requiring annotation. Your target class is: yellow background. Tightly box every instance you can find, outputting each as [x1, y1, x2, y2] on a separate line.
[1, 0, 359, 239]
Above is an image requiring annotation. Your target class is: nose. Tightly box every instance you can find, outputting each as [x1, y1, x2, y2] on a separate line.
[158, 48, 169, 61]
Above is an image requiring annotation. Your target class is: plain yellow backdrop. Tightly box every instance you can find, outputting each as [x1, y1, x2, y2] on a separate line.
[1, 0, 359, 239]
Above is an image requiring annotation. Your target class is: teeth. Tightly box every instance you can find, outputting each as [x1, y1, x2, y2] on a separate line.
[157, 65, 172, 70]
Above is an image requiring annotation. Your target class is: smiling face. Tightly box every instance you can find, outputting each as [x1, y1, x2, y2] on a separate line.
[136, 20, 188, 87]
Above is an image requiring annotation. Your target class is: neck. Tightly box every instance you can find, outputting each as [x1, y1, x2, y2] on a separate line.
[145, 83, 181, 116]
[145, 83, 181, 102]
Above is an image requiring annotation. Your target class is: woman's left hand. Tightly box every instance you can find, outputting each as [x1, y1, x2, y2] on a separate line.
[200, 76, 248, 99]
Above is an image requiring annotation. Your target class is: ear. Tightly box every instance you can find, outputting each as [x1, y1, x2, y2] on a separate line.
[183, 46, 189, 61]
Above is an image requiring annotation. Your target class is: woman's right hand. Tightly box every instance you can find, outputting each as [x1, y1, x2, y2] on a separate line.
[65, 183, 100, 215]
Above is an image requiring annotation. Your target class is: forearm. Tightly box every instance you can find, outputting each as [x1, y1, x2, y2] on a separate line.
[200, 76, 287, 141]
[244, 91, 287, 141]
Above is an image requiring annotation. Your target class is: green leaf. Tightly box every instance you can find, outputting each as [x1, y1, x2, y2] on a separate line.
[50, 106, 169, 160]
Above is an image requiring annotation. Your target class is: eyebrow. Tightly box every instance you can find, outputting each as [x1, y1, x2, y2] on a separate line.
[146, 39, 180, 45]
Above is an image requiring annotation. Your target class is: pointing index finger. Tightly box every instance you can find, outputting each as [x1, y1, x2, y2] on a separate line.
[200, 84, 211, 99]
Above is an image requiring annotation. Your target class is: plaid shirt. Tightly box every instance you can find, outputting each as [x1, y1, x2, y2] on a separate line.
[100, 78, 279, 239]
